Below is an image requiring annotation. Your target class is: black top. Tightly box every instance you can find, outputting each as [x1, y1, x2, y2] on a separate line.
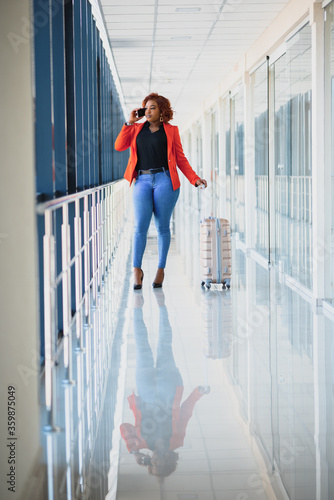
[141, 402, 173, 451]
[135, 121, 169, 171]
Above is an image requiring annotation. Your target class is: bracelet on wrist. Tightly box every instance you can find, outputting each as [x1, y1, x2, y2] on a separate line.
[125, 121, 134, 126]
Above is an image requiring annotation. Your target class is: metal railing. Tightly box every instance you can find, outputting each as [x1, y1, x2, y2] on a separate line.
[36, 179, 131, 433]
[275, 175, 312, 223]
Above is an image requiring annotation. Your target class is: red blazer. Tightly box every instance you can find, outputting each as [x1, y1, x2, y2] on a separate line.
[114, 122, 201, 191]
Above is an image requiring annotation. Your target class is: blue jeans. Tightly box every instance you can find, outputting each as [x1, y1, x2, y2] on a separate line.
[133, 305, 183, 448]
[132, 170, 180, 269]
[134, 306, 183, 406]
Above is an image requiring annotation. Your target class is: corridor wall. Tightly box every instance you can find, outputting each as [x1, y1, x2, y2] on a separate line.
[0, 2, 40, 499]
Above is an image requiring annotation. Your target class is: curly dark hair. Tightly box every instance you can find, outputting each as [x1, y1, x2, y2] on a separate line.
[148, 450, 179, 477]
[142, 93, 174, 122]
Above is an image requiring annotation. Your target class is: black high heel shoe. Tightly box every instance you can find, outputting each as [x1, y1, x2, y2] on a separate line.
[134, 269, 144, 290]
[152, 269, 164, 288]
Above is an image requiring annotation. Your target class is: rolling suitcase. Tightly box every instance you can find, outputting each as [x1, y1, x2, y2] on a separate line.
[200, 217, 231, 289]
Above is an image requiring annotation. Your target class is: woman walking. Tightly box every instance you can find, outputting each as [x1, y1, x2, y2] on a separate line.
[115, 93, 207, 289]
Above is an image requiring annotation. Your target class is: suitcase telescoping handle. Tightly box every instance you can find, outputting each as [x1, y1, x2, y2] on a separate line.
[199, 183, 209, 223]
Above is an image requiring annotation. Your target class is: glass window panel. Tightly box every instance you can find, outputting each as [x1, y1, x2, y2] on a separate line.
[251, 61, 269, 259]
[325, 2, 334, 303]
[273, 24, 312, 289]
[211, 111, 219, 216]
[223, 97, 231, 223]
[233, 87, 245, 242]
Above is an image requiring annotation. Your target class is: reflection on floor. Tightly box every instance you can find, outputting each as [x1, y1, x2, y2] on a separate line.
[116, 239, 281, 500]
[38, 233, 334, 500]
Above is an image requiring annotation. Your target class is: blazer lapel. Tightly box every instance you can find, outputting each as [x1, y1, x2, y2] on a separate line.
[163, 122, 174, 158]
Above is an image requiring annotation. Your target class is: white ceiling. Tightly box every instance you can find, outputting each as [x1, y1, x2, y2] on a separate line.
[99, 0, 290, 128]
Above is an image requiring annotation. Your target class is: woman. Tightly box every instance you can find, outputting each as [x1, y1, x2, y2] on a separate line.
[115, 93, 207, 289]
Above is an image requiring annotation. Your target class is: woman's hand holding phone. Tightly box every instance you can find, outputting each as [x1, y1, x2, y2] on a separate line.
[127, 107, 146, 125]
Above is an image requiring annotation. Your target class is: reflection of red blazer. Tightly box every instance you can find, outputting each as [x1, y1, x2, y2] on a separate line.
[114, 122, 201, 191]
[120, 386, 203, 452]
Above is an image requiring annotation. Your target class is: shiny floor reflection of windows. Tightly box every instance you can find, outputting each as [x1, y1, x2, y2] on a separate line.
[38, 237, 334, 500]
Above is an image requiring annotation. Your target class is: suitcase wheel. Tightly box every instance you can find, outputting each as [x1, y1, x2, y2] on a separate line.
[223, 279, 231, 289]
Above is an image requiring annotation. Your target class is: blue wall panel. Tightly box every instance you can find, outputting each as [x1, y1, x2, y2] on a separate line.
[34, 0, 53, 199]
[74, 0, 83, 190]
[52, 1, 67, 197]
[81, 0, 89, 190]
[92, 22, 98, 186]
[64, 0, 76, 194]
[87, 1, 93, 188]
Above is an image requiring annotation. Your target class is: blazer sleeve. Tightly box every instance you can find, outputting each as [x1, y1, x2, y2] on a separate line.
[173, 126, 201, 186]
[114, 124, 135, 151]
[169, 387, 204, 450]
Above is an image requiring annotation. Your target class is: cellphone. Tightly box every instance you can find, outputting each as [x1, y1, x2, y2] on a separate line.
[137, 107, 146, 118]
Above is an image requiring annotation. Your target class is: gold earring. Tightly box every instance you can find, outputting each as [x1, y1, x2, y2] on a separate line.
[160, 115, 163, 122]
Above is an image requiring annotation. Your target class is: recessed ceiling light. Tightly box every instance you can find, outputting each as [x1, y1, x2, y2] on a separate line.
[176, 8, 201, 13]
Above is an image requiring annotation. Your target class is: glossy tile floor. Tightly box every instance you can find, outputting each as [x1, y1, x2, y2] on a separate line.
[38, 231, 334, 500]
[114, 239, 277, 500]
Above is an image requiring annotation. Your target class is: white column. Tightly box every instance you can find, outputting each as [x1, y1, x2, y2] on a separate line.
[201, 111, 212, 217]
[245, 257, 256, 422]
[313, 314, 328, 500]
[190, 123, 200, 281]
[191, 122, 198, 174]
[311, 1, 330, 303]
[0, 1, 40, 498]
[324, 2, 333, 304]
